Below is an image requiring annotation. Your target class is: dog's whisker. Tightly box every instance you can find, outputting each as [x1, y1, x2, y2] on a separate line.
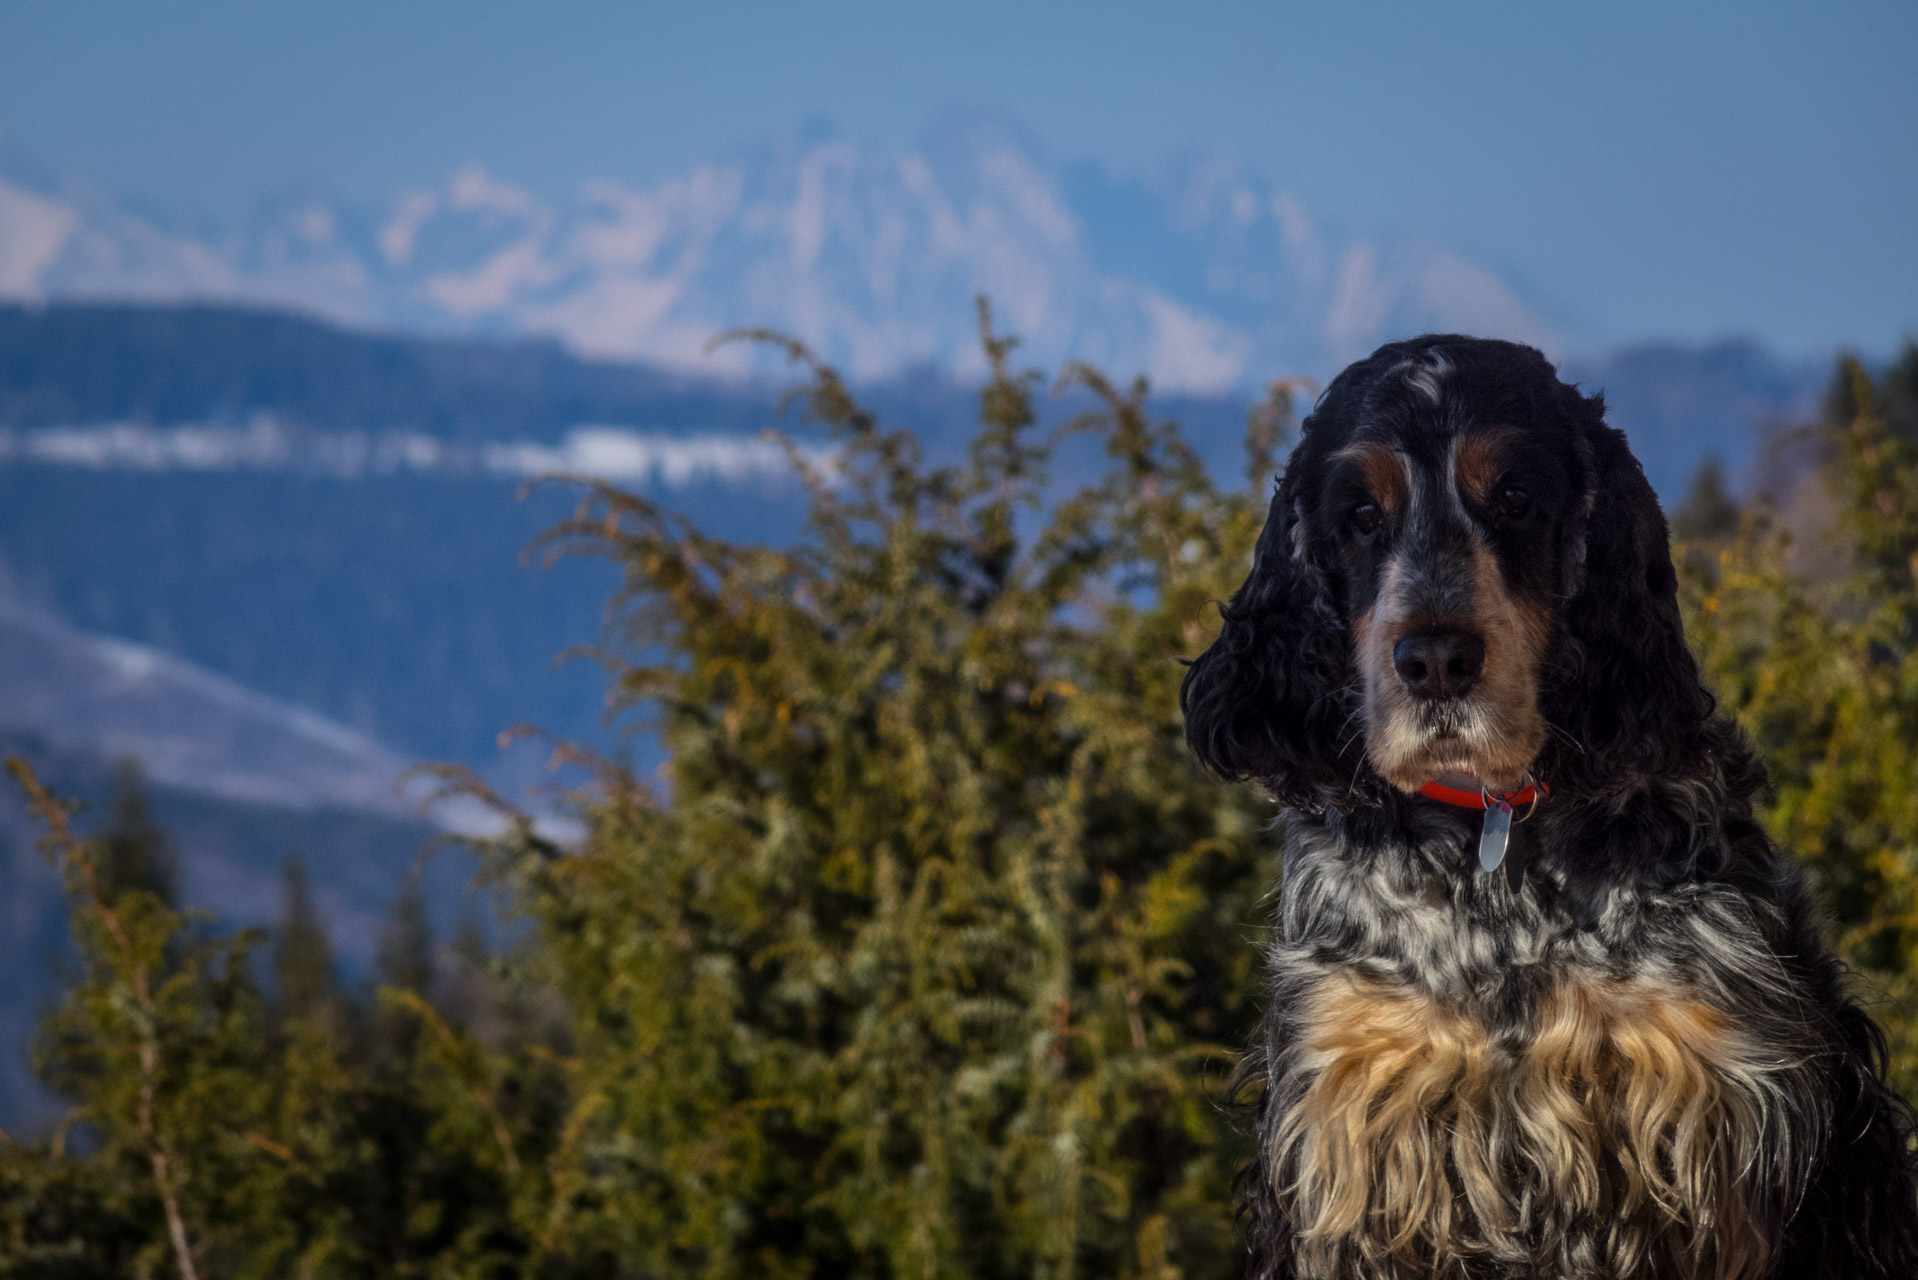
[1331, 702, 1369, 759]
[1541, 718, 1587, 755]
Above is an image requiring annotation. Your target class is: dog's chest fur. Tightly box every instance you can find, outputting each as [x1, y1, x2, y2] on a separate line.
[1266, 808, 1825, 1280]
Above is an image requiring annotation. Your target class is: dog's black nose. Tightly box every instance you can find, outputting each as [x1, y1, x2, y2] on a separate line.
[1393, 630, 1485, 700]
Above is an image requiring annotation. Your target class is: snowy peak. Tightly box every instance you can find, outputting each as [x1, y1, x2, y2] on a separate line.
[0, 122, 1560, 390]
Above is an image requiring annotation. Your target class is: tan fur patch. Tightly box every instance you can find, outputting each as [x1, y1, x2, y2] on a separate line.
[1458, 540, 1548, 789]
[1522, 980, 1770, 1279]
[1452, 428, 1521, 506]
[1276, 974, 1771, 1279]
[1332, 441, 1411, 516]
[1278, 975, 1506, 1276]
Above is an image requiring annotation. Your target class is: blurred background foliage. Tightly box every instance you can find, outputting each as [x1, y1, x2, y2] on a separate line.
[1678, 342, 1918, 1097]
[2, 316, 1915, 1278]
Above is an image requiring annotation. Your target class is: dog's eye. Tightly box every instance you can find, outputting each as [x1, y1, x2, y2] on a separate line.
[1497, 487, 1532, 520]
[1351, 502, 1383, 535]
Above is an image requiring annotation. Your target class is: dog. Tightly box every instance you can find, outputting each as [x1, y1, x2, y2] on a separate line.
[1180, 336, 1918, 1279]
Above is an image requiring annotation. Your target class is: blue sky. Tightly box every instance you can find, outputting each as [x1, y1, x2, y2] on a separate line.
[1, 0, 1913, 354]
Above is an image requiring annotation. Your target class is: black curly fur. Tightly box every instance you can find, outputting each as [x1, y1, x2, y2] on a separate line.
[1182, 335, 1918, 1279]
[1180, 461, 1382, 813]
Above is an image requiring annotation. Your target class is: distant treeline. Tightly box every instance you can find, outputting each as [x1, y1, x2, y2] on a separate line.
[0, 303, 779, 439]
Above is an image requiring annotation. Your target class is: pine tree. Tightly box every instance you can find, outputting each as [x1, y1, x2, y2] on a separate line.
[5, 758, 271, 1279]
[377, 869, 436, 999]
[274, 856, 337, 1025]
[1670, 454, 1741, 544]
[93, 757, 179, 908]
[368, 868, 437, 1070]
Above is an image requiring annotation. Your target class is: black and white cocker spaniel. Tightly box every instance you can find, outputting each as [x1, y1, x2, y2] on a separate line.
[1181, 335, 1918, 1279]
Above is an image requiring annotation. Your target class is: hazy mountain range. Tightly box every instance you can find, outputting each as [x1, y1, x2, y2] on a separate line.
[0, 118, 1559, 392]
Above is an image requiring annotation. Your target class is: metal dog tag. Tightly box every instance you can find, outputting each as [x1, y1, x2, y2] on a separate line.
[1478, 797, 1514, 873]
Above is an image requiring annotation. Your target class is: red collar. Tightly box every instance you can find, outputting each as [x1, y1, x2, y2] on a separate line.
[1418, 775, 1548, 810]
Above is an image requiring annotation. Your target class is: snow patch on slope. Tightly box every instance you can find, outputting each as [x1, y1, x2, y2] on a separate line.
[0, 596, 515, 834]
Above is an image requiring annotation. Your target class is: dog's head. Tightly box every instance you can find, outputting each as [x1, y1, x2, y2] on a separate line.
[1182, 335, 1714, 811]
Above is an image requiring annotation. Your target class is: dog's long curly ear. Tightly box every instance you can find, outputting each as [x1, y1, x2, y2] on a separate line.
[1181, 467, 1365, 812]
[1543, 390, 1716, 793]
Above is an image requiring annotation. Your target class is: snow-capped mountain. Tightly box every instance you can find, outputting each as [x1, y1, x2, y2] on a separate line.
[0, 119, 1556, 392]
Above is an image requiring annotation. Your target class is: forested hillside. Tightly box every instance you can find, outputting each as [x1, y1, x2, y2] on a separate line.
[0, 303, 776, 438]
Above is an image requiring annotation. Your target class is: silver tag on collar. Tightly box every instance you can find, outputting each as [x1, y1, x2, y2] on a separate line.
[1478, 797, 1514, 872]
